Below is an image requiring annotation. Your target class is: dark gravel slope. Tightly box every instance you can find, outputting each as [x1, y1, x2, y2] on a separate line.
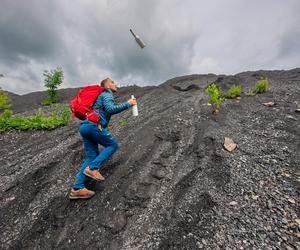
[0, 69, 299, 250]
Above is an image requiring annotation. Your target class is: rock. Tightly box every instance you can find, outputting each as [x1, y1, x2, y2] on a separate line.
[288, 198, 295, 204]
[229, 201, 238, 206]
[263, 102, 275, 107]
[295, 109, 300, 113]
[286, 115, 297, 120]
[196, 242, 203, 248]
[224, 137, 237, 152]
[151, 169, 166, 180]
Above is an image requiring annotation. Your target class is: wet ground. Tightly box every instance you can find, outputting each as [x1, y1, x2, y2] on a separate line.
[0, 69, 299, 249]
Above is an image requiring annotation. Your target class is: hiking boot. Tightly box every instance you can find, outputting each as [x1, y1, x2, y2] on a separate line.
[69, 188, 95, 200]
[84, 166, 105, 181]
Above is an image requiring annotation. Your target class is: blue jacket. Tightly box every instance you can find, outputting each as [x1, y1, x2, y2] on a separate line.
[91, 88, 130, 128]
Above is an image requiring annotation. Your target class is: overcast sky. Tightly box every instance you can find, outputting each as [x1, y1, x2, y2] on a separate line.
[0, 0, 299, 94]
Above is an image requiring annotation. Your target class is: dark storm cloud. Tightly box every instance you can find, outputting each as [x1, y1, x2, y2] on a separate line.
[0, 0, 299, 94]
[0, 0, 64, 66]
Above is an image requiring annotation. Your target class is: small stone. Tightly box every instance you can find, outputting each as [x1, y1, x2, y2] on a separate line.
[288, 198, 295, 204]
[196, 242, 203, 248]
[229, 201, 238, 206]
[295, 109, 300, 113]
[151, 169, 165, 180]
[286, 246, 293, 250]
[263, 102, 275, 107]
[295, 219, 300, 225]
[286, 115, 297, 120]
[201, 239, 207, 245]
[271, 159, 277, 163]
[224, 137, 237, 152]
[236, 97, 241, 100]
[6, 196, 15, 202]
[282, 172, 291, 177]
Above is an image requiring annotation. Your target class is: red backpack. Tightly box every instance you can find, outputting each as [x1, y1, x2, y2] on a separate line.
[70, 85, 105, 123]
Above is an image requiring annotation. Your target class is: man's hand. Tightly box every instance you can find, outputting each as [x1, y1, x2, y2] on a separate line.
[128, 98, 137, 106]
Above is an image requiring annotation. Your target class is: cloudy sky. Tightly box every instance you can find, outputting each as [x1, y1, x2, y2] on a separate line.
[0, 0, 299, 94]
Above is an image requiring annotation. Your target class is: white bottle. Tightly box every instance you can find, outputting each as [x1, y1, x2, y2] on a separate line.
[131, 95, 138, 116]
[130, 29, 146, 49]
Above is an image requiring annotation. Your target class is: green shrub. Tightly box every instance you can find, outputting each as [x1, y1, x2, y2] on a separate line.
[43, 67, 64, 105]
[0, 87, 11, 110]
[206, 83, 224, 113]
[255, 78, 269, 93]
[0, 104, 70, 132]
[226, 85, 242, 98]
[119, 118, 128, 127]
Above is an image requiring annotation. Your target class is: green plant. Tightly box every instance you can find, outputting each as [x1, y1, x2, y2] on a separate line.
[0, 87, 11, 110]
[119, 118, 128, 127]
[226, 85, 242, 98]
[43, 67, 64, 105]
[245, 89, 256, 96]
[255, 78, 269, 93]
[0, 104, 70, 132]
[206, 83, 224, 113]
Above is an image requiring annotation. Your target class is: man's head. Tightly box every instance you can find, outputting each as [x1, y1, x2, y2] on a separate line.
[101, 78, 117, 93]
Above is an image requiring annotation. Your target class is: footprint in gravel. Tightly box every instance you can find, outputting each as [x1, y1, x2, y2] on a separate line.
[172, 84, 200, 92]
[99, 210, 127, 234]
[154, 129, 181, 142]
[124, 183, 157, 208]
[207, 154, 230, 189]
[159, 192, 217, 249]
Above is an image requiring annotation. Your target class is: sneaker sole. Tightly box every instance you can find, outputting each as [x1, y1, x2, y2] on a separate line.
[69, 194, 95, 200]
[84, 170, 105, 181]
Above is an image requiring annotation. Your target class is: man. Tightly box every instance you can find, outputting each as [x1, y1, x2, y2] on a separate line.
[69, 78, 137, 199]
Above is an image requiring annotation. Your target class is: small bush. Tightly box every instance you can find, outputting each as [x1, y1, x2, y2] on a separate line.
[226, 85, 242, 98]
[206, 83, 224, 113]
[255, 78, 269, 93]
[43, 67, 64, 105]
[0, 87, 11, 110]
[0, 104, 70, 132]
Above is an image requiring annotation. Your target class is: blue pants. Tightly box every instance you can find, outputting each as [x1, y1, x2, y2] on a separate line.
[73, 121, 118, 189]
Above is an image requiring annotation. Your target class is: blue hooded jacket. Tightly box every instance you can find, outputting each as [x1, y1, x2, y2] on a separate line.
[90, 88, 130, 128]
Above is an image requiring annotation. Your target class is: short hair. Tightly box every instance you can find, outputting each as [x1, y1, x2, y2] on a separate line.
[101, 78, 110, 87]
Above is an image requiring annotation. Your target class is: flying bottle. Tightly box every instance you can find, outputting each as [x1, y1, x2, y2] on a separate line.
[130, 29, 146, 49]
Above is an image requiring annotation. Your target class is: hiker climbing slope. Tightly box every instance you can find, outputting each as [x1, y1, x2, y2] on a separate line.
[69, 78, 137, 199]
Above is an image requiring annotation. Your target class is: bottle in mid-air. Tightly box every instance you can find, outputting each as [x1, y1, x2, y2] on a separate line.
[130, 29, 146, 49]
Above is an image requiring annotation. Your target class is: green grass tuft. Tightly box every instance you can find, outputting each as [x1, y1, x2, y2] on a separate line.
[255, 78, 269, 93]
[119, 118, 128, 127]
[226, 85, 242, 98]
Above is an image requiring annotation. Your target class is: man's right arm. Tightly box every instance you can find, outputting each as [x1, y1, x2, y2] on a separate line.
[102, 92, 131, 115]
